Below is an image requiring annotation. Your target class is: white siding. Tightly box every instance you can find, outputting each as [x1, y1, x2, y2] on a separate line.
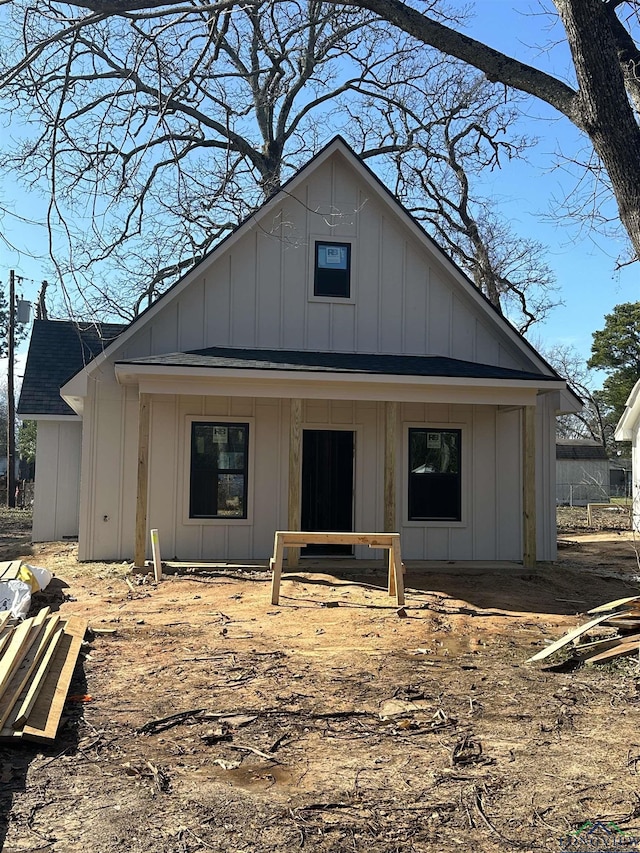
[32, 420, 82, 542]
[115, 151, 539, 373]
[79, 380, 556, 562]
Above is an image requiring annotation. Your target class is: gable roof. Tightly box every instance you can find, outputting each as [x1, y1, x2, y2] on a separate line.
[18, 319, 126, 417]
[556, 440, 608, 461]
[63, 136, 567, 394]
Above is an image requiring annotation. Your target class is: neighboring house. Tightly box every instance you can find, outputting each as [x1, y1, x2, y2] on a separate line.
[17, 320, 126, 541]
[22, 138, 579, 564]
[555, 440, 610, 506]
[616, 380, 640, 527]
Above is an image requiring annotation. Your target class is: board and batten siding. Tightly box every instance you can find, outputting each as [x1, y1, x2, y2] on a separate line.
[115, 151, 534, 373]
[32, 420, 83, 542]
[78, 374, 547, 561]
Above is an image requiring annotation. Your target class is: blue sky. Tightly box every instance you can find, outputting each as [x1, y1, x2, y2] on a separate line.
[1, 0, 638, 369]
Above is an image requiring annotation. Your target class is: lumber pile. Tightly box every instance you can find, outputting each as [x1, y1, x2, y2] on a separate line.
[0, 607, 87, 742]
[527, 595, 640, 665]
[0, 561, 23, 581]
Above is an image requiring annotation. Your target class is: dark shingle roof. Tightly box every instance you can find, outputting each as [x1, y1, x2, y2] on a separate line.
[18, 319, 126, 416]
[556, 441, 608, 460]
[116, 346, 558, 382]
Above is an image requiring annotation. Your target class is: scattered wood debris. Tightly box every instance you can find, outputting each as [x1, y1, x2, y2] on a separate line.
[0, 606, 87, 742]
[527, 594, 640, 665]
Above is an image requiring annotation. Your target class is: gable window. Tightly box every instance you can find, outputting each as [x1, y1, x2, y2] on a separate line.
[189, 422, 248, 518]
[408, 428, 461, 521]
[314, 241, 351, 298]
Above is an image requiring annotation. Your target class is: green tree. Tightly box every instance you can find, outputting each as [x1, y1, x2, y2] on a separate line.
[17, 420, 37, 464]
[588, 302, 640, 429]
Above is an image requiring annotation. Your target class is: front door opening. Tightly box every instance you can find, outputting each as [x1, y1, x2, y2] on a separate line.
[301, 429, 354, 555]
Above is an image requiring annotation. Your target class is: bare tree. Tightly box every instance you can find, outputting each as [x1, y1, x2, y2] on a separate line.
[353, 73, 560, 332]
[1, 0, 556, 330]
[543, 342, 613, 447]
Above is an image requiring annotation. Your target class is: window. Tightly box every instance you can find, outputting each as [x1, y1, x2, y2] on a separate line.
[408, 428, 461, 521]
[314, 241, 351, 298]
[189, 422, 248, 519]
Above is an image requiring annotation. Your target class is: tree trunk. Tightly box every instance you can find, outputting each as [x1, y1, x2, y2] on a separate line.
[555, 0, 640, 261]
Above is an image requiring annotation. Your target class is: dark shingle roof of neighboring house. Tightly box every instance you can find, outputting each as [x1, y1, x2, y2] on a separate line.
[18, 319, 127, 417]
[116, 346, 562, 382]
[556, 441, 608, 461]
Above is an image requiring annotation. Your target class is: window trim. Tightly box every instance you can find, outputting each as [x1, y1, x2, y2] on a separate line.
[308, 235, 356, 304]
[402, 422, 468, 528]
[183, 415, 255, 525]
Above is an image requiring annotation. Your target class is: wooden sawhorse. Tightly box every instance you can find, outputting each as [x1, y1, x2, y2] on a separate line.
[269, 531, 404, 606]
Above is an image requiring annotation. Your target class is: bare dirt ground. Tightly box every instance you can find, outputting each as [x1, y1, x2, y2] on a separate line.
[2, 508, 640, 852]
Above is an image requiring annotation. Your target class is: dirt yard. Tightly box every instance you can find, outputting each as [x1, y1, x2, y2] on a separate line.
[2, 509, 640, 852]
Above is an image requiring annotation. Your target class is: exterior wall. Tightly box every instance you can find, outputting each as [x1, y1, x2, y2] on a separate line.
[78, 376, 554, 562]
[32, 420, 82, 542]
[633, 421, 640, 531]
[115, 152, 537, 373]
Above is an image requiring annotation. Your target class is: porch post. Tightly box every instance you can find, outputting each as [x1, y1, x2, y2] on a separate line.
[287, 398, 302, 568]
[133, 393, 151, 569]
[384, 401, 397, 532]
[522, 403, 536, 568]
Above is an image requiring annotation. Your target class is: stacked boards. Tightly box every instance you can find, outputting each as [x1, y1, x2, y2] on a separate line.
[0, 561, 22, 581]
[527, 595, 640, 665]
[0, 607, 87, 742]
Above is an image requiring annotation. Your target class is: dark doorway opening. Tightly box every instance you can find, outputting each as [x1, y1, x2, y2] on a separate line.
[301, 429, 354, 555]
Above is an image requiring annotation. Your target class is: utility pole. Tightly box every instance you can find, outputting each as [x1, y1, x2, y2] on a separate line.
[7, 270, 15, 508]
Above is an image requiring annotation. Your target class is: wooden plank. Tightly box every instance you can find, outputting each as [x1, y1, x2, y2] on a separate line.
[0, 561, 22, 582]
[574, 634, 640, 653]
[11, 625, 65, 729]
[584, 638, 640, 665]
[21, 616, 87, 743]
[278, 531, 398, 546]
[522, 404, 536, 568]
[150, 528, 163, 582]
[270, 534, 286, 606]
[133, 393, 151, 569]
[0, 612, 59, 728]
[384, 402, 397, 533]
[287, 398, 302, 569]
[526, 612, 618, 662]
[391, 536, 404, 606]
[0, 616, 37, 699]
[588, 596, 640, 615]
[0, 612, 11, 634]
[0, 632, 12, 660]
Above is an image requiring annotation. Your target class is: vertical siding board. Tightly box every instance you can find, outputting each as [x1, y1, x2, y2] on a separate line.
[205, 264, 232, 346]
[496, 408, 522, 560]
[331, 303, 356, 351]
[404, 243, 428, 354]
[379, 218, 404, 352]
[177, 280, 206, 352]
[32, 423, 60, 541]
[307, 303, 331, 350]
[91, 382, 125, 559]
[230, 231, 258, 346]
[356, 194, 381, 352]
[256, 229, 283, 348]
[471, 406, 497, 559]
[427, 275, 452, 356]
[281, 199, 308, 350]
[451, 296, 476, 362]
[253, 400, 281, 557]
[147, 396, 177, 558]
